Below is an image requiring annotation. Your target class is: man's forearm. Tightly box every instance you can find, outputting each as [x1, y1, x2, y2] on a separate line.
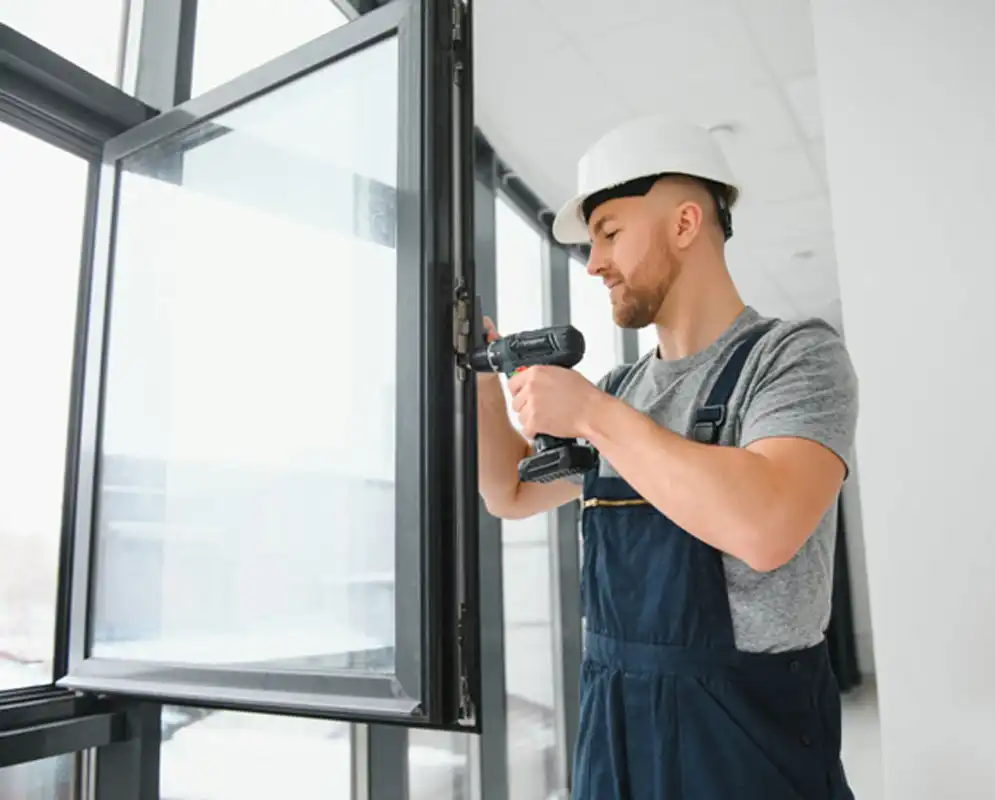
[477, 378, 530, 514]
[579, 393, 793, 571]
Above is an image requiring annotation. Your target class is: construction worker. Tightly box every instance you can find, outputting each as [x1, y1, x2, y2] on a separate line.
[477, 115, 858, 799]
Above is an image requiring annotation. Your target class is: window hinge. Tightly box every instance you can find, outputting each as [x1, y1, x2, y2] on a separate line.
[451, 0, 466, 86]
[457, 601, 475, 722]
[453, 280, 470, 381]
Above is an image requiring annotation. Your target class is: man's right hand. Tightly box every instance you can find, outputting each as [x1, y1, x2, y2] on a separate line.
[475, 315, 582, 519]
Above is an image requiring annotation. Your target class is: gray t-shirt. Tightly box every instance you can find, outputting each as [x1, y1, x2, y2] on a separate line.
[589, 306, 859, 654]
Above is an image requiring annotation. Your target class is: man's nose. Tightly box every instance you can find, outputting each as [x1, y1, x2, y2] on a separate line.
[586, 251, 604, 277]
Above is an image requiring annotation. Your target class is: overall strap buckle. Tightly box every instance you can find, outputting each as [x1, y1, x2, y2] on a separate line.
[692, 404, 726, 444]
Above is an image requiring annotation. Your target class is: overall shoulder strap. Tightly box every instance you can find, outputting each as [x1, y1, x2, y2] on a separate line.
[604, 362, 634, 397]
[691, 325, 772, 444]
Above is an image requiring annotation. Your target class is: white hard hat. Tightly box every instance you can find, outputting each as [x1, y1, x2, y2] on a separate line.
[551, 115, 740, 245]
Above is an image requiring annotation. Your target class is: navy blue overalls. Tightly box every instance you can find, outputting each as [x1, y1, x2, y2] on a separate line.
[573, 329, 854, 800]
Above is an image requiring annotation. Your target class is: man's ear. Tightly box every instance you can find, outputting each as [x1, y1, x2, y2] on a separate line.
[673, 201, 704, 249]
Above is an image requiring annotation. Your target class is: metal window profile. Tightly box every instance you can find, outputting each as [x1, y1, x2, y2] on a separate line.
[0, 714, 120, 770]
[429, 0, 478, 734]
[91, 702, 162, 800]
[128, 0, 197, 108]
[0, 23, 155, 158]
[59, 0, 480, 728]
[358, 724, 409, 799]
[0, 691, 128, 770]
[496, 165, 552, 232]
[618, 327, 640, 364]
[0, 689, 103, 731]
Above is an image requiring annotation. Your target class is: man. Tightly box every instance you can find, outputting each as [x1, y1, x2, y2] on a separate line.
[477, 115, 858, 799]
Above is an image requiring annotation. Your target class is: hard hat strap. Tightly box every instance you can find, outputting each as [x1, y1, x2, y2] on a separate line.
[581, 173, 733, 241]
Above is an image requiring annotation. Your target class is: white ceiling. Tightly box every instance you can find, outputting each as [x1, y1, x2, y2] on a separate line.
[473, 0, 843, 331]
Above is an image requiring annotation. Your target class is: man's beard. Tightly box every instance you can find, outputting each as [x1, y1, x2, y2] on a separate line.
[611, 244, 681, 329]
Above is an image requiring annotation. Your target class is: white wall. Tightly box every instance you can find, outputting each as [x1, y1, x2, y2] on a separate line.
[812, 2, 995, 798]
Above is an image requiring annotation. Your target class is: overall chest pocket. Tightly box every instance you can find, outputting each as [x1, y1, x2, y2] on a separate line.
[581, 499, 735, 646]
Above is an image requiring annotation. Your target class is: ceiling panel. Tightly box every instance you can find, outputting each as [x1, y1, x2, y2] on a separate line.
[731, 0, 819, 79]
[474, 0, 635, 210]
[474, 0, 572, 61]
[659, 82, 802, 155]
[784, 73, 824, 139]
[538, 0, 748, 46]
[726, 144, 823, 205]
[806, 137, 829, 183]
[473, 0, 568, 108]
[588, 2, 770, 102]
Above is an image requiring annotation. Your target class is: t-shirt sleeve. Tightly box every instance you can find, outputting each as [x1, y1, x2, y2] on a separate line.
[738, 321, 859, 475]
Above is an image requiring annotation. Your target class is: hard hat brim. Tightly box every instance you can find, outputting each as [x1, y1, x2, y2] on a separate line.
[551, 193, 590, 245]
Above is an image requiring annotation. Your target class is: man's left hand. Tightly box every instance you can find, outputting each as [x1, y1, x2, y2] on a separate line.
[507, 366, 604, 440]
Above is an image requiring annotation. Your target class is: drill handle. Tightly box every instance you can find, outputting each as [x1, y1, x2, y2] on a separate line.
[533, 433, 572, 453]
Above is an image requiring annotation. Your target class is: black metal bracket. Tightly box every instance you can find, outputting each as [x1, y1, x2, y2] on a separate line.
[0, 691, 128, 769]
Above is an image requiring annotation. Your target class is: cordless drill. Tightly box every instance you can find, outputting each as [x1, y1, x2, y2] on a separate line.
[470, 324, 598, 484]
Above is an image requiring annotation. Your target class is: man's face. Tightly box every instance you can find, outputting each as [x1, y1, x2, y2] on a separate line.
[585, 195, 680, 329]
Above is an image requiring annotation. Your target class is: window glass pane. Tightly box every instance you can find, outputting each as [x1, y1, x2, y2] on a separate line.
[91, 37, 400, 672]
[494, 195, 563, 799]
[192, 0, 349, 96]
[1, 0, 125, 84]
[408, 729, 472, 800]
[0, 754, 76, 799]
[160, 707, 348, 798]
[0, 123, 88, 691]
[568, 257, 620, 382]
[494, 196, 543, 331]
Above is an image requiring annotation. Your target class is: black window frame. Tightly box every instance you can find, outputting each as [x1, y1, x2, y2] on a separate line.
[55, 0, 480, 730]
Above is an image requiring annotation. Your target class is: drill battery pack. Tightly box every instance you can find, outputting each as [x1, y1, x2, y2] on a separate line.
[518, 436, 598, 484]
